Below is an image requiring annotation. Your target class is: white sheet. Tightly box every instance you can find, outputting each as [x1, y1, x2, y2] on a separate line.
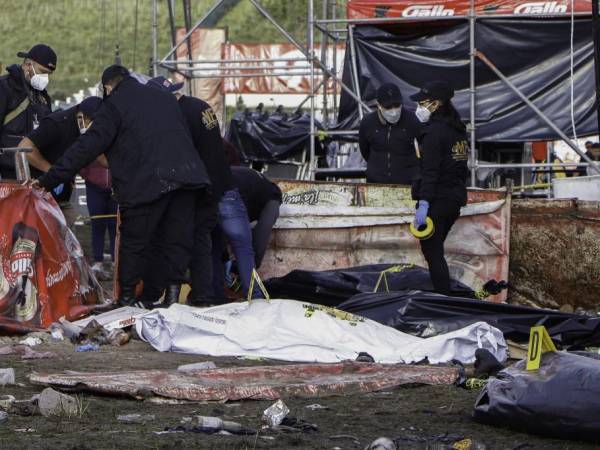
[136, 299, 506, 365]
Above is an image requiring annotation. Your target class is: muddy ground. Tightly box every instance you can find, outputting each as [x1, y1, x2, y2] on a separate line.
[0, 224, 597, 450]
[0, 338, 597, 450]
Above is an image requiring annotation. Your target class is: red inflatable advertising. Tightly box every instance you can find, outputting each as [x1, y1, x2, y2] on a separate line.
[0, 183, 103, 333]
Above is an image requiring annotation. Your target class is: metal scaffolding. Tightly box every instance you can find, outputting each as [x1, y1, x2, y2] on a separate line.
[152, 0, 599, 184]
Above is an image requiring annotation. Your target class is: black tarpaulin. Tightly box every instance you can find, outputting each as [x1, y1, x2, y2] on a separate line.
[339, 19, 597, 141]
[225, 111, 324, 162]
[474, 352, 600, 440]
[337, 291, 600, 347]
[264, 264, 473, 307]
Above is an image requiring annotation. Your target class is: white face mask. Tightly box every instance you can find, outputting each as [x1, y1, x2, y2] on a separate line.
[380, 106, 402, 124]
[29, 64, 49, 91]
[415, 104, 432, 123]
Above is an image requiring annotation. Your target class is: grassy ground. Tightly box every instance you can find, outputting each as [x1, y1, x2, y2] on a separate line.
[0, 338, 596, 449]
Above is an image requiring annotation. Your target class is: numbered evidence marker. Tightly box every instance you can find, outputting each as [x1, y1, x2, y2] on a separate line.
[526, 325, 557, 371]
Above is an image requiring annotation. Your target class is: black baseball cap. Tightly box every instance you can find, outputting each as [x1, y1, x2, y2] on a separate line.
[376, 83, 402, 108]
[17, 44, 57, 71]
[78, 96, 102, 119]
[410, 81, 454, 102]
[101, 64, 130, 86]
[147, 76, 184, 93]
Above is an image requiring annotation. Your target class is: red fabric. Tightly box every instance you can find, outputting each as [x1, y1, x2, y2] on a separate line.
[347, 0, 592, 19]
[0, 183, 102, 332]
[79, 161, 112, 190]
[532, 141, 548, 161]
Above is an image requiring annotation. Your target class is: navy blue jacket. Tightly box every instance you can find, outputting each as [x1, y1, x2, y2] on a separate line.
[39, 77, 210, 208]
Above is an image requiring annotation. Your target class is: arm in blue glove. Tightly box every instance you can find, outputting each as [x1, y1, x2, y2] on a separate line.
[414, 200, 429, 228]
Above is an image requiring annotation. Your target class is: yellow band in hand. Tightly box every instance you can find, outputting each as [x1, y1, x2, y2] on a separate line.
[410, 216, 435, 240]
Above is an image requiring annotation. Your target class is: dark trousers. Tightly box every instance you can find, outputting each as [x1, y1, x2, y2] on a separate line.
[119, 189, 195, 290]
[419, 199, 461, 295]
[188, 193, 218, 300]
[85, 181, 117, 262]
[141, 191, 217, 302]
[252, 199, 280, 268]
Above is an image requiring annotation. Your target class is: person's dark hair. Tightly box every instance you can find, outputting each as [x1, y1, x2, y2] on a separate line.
[432, 100, 466, 132]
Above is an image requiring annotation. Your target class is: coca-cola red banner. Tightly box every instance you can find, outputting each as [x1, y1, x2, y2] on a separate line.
[347, 0, 592, 19]
[0, 184, 103, 333]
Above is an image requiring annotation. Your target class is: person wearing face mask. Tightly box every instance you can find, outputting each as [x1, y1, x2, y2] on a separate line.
[410, 81, 469, 295]
[34, 65, 211, 308]
[0, 44, 56, 180]
[16, 96, 102, 228]
[358, 83, 422, 184]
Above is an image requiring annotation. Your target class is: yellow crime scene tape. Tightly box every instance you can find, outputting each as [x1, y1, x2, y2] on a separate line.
[373, 264, 413, 293]
[248, 269, 270, 302]
[76, 214, 118, 222]
[409, 216, 435, 240]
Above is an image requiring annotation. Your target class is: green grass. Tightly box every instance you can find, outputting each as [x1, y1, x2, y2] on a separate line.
[0, 0, 346, 101]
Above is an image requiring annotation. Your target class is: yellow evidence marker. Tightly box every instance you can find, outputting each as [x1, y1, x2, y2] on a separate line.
[526, 325, 557, 371]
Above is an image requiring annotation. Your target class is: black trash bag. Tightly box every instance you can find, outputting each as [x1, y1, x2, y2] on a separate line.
[473, 352, 600, 441]
[264, 264, 473, 307]
[337, 291, 600, 347]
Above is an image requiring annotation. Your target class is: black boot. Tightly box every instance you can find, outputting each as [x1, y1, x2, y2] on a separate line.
[164, 284, 181, 307]
[117, 285, 136, 307]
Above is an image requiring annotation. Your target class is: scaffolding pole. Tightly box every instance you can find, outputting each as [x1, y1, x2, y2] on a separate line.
[309, 0, 316, 180]
[152, 0, 158, 76]
[469, 0, 477, 187]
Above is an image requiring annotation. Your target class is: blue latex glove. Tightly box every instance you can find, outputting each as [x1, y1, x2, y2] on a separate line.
[414, 200, 429, 227]
[52, 183, 64, 196]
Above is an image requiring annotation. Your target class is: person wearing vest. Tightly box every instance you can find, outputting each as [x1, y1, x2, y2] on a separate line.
[0, 44, 56, 179]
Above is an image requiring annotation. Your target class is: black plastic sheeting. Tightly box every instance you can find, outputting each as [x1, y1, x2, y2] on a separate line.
[338, 19, 597, 141]
[337, 291, 600, 347]
[225, 110, 324, 162]
[474, 352, 600, 440]
[264, 264, 473, 307]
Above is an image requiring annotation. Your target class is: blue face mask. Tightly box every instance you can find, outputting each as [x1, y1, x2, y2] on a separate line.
[379, 105, 402, 124]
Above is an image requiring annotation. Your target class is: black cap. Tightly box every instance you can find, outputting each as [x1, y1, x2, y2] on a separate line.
[101, 64, 130, 86]
[585, 141, 593, 146]
[78, 96, 102, 119]
[147, 76, 184, 93]
[376, 83, 402, 108]
[410, 81, 454, 102]
[17, 44, 57, 71]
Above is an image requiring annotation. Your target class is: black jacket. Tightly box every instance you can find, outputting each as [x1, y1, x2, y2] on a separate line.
[413, 117, 469, 206]
[28, 106, 80, 202]
[358, 109, 421, 184]
[0, 64, 52, 176]
[39, 77, 210, 208]
[231, 167, 282, 221]
[178, 95, 231, 200]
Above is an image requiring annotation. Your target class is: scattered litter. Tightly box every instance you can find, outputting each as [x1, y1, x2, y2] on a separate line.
[30, 363, 460, 402]
[0, 345, 57, 360]
[330, 434, 361, 446]
[177, 361, 217, 372]
[14, 428, 35, 433]
[305, 403, 330, 411]
[161, 417, 256, 436]
[49, 324, 64, 341]
[117, 414, 155, 424]
[0, 395, 15, 410]
[107, 329, 130, 347]
[75, 344, 100, 352]
[18, 337, 42, 347]
[0, 368, 15, 386]
[263, 400, 289, 427]
[275, 417, 318, 433]
[72, 306, 147, 331]
[37, 388, 78, 417]
[0, 411, 7, 424]
[365, 437, 396, 450]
